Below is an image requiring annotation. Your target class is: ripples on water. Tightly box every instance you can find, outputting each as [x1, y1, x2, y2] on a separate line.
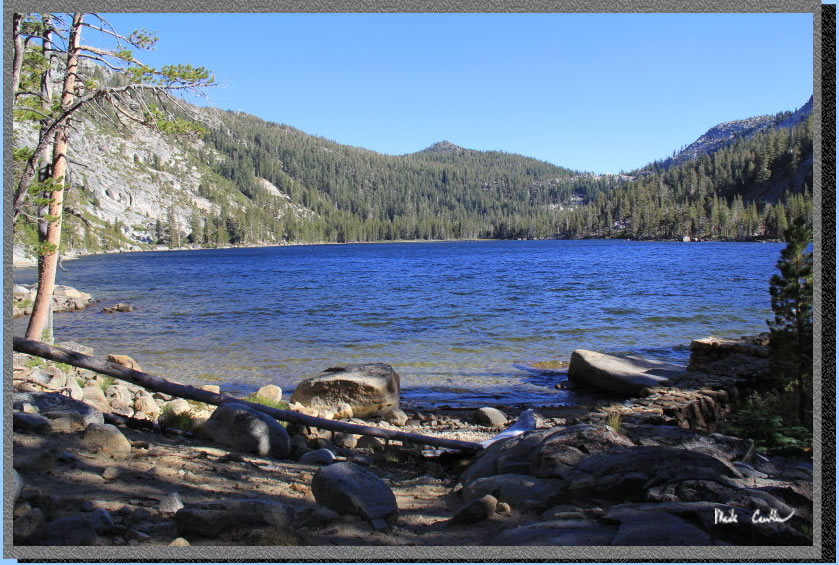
[13, 240, 782, 408]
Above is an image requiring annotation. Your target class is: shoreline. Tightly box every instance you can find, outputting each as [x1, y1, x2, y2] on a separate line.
[12, 236, 783, 269]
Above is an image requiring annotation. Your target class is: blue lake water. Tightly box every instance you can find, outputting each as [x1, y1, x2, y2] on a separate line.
[13, 240, 783, 408]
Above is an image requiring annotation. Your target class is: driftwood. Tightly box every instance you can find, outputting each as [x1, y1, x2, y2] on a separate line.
[12, 336, 482, 453]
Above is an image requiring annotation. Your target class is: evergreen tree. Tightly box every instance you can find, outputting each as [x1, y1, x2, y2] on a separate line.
[767, 218, 813, 428]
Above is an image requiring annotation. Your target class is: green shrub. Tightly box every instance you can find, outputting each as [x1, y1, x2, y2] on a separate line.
[245, 393, 288, 411]
[159, 404, 195, 432]
[722, 391, 811, 453]
[606, 410, 622, 434]
[98, 376, 115, 393]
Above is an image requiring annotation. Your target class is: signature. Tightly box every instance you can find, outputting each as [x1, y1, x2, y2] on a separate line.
[714, 508, 795, 525]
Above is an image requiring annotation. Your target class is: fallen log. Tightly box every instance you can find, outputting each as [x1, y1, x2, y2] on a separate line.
[12, 336, 482, 453]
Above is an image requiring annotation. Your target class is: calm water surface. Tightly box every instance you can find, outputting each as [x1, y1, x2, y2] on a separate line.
[13, 240, 782, 408]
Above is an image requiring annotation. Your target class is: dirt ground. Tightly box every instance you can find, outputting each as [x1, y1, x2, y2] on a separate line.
[12, 403, 593, 547]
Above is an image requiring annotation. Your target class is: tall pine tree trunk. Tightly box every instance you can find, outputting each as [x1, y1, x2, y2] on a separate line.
[25, 13, 82, 341]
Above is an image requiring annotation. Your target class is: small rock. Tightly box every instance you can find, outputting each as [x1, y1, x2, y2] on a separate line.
[381, 407, 409, 427]
[90, 508, 115, 533]
[333, 432, 358, 449]
[163, 398, 191, 416]
[356, 436, 385, 451]
[134, 394, 161, 419]
[82, 423, 132, 456]
[13, 507, 44, 539]
[299, 448, 337, 466]
[256, 384, 283, 404]
[333, 403, 354, 419]
[496, 502, 512, 514]
[200, 385, 220, 394]
[82, 385, 109, 409]
[102, 467, 121, 480]
[159, 492, 185, 515]
[103, 303, 135, 313]
[474, 407, 508, 428]
[449, 494, 497, 525]
[106, 354, 142, 372]
[169, 537, 190, 546]
[13, 412, 52, 434]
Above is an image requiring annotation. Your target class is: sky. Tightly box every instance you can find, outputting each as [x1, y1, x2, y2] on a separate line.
[80, 13, 812, 173]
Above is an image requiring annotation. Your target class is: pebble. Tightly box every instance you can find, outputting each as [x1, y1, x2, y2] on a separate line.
[159, 492, 184, 515]
[102, 467, 121, 480]
[169, 537, 190, 546]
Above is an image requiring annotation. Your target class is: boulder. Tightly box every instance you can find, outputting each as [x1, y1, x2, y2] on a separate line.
[311, 462, 398, 528]
[200, 401, 290, 459]
[530, 424, 635, 478]
[449, 494, 497, 525]
[567, 349, 684, 395]
[473, 407, 508, 428]
[82, 423, 132, 456]
[106, 354, 142, 372]
[562, 446, 741, 503]
[620, 423, 754, 462]
[291, 363, 400, 418]
[255, 384, 283, 403]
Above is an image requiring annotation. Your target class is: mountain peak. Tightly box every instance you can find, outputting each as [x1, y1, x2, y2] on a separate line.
[424, 140, 464, 153]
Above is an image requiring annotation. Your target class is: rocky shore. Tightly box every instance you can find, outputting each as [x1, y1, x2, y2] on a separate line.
[12, 284, 95, 319]
[10, 335, 813, 549]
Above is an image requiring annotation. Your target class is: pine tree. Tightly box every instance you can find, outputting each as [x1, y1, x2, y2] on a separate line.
[767, 218, 813, 428]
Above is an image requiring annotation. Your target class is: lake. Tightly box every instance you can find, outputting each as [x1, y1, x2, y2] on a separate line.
[13, 240, 783, 409]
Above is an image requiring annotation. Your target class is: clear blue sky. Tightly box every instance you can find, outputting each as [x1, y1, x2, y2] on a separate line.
[95, 12, 813, 174]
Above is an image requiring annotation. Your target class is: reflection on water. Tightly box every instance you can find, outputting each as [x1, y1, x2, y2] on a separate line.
[13, 240, 781, 408]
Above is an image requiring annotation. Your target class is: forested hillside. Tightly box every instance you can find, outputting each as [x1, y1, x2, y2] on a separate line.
[14, 91, 814, 256]
[196, 103, 813, 244]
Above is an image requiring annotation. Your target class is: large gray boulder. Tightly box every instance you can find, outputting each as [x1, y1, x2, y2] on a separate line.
[311, 461, 398, 528]
[567, 349, 684, 395]
[530, 424, 635, 478]
[291, 363, 400, 418]
[200, 401, 290, 459]
[563, 446, 742, 503]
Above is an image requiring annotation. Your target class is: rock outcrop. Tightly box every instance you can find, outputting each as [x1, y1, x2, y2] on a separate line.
[567, 349, 684, 395]
[13, 284, 94, 318]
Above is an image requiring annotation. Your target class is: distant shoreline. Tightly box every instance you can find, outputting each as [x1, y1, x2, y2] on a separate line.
[12, 236, 782, 269]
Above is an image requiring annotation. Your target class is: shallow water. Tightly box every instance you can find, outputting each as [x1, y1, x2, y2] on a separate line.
[13, 240, 782, 408]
